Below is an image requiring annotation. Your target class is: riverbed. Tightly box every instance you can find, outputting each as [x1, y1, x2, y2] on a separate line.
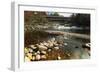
[24, 28, 90, 61]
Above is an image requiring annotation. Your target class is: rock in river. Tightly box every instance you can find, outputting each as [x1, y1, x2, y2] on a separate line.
[43, 41, 49, 47]
[29, 45, 37, 49]
[27, 53, 33, 60]
[37, 51, 40, 54]
[32, 56, 35, 61]
[48, 42, 54, 48]
[24, 47, 29, 54]
[37, 44, 48, 51]
[25, 56, 30, 62]
[41, 55, 47, 60]
[36, 54, 41, 60]
[29, 48, 33, 53]
[57, 56, 61, 60]
[41, 51, 47, 55]
[64, 43, 68, 46]
[48, 49, 52, 52]
[54, 47, 59, 50]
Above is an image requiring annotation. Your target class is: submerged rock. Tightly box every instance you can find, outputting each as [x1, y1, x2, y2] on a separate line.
[81, 49, 90, 59]
[67, 53, 71, 57]
[50, 37, 55, 42]
[48, 49, 52, 52]
[64, 36, 68, 39]
[56, 36, 64, 44]
[64, 43, 68, 46]
[70, 50, 82, 59]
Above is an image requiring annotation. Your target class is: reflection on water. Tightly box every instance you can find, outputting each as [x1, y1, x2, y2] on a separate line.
[48, 33, 90, 59]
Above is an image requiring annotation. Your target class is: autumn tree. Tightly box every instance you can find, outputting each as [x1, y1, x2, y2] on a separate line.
[24, 11, 49, 32]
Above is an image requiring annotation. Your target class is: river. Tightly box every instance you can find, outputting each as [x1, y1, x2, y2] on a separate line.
[44, 26, 90, 59]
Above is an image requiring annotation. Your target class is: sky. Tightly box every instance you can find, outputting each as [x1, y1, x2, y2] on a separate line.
[58, 13, 72, 17]
[46, 12, 73, 17]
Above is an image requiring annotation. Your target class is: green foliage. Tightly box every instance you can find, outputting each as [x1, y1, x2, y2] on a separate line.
[49, 12, 60, 16]
[70, 14, 90, 27]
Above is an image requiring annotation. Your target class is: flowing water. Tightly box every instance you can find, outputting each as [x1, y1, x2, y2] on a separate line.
[45, 27, 90, 59]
